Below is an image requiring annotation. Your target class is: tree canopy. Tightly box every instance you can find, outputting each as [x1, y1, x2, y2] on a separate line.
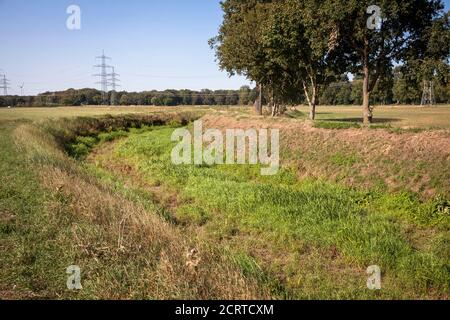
[210, 0, 449, 123]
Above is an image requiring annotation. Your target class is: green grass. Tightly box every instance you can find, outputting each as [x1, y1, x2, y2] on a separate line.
[0, 122, 75, 298]
[2, 113, 273, 300]
[93, 126, 449, 299]
[330, 152, 359, 167]
[1, 108, 449, 300]
[314, 121, 361, 130]
[298, 105, 450, 129]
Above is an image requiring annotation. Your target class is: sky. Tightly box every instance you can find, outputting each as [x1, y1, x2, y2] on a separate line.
[0, 0, 449, 96]
[0, 0, 252, 95]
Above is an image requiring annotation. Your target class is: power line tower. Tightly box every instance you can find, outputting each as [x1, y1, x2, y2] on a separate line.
[0, 73, 11, 96]
[18, 83, 24, 96]
[108, 66, 121, 106]
[93, 50, 111, 105]
[421, 80, 436, 107]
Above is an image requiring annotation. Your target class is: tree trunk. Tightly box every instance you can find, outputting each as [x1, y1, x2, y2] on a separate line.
[270, 88, 276, 117]
[362, 39, 373, 125]
[254, 83, 263, 115]
[303, 80, 317, 120]
[362, 65, 372, 125]
[309, 102, 316, 120]
[310, 85, 317, 120]
[271, 104, 277, 117]
[258, 83, 263, 115]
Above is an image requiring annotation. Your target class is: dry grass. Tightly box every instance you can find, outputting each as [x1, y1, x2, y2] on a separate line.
[88, 122, 449, 299]
[297, 105, 450, 129]
[201, 114, 450, 199]
[0, 106, 234, 121]
[38, 165, 263, 299]
[2, 106, 449, 300]
[1, 104, 449, 129]
[6, 117, 270, 300]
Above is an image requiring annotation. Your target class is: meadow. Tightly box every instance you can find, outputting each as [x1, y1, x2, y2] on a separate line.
[0, 105, 449, 299]
[1, 105, 450, 128]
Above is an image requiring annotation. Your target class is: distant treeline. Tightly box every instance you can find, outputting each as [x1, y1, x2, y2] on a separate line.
[0, 87, 259, 107]
[1, 72, 448, 108]
[321, 73, 449, 106]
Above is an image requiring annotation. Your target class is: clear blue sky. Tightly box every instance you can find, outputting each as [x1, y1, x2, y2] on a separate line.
[0, 0, 252, 95]
[0, 0, 448, 96]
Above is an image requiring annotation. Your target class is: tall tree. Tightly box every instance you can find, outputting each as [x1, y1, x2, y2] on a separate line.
[209, 0, 277, 115]
[402, 11, 450, 102]
[211, 0, 348, 119]
[331, 0, 445, 124]
[261, 0, 346, 119]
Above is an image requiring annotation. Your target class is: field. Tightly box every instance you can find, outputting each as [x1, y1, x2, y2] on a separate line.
[1, 105, 450, 128]
[0, 105, 449, 299]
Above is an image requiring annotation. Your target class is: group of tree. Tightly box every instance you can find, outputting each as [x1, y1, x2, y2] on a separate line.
[210, 0, 449, 123]
[1, 67, 448, 108]
[0, 87, 258, 108]
[320, 69, 449, 105]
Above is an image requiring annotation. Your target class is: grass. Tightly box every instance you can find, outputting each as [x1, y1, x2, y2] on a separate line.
[1, 113, 271, 299]
[201, 112, 450, 199]
[87, 126, 449, 299]
[1, 105, 449, 300]
[314, 121, 361, 130]
[2, 104, 450, 129]
[329, 152, 359, 167]
[298, 105, 450, 129]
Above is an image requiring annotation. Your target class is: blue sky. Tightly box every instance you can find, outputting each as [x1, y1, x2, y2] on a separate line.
[0, 0, 252, 95]
[0, 0, 449, 95]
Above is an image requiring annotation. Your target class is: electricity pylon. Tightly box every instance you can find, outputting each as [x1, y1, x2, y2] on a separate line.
[0, 73, 11, 96]
[108, 66, 121, 106]
[18, 83, 24, 96]
[93, 50, 112, 105]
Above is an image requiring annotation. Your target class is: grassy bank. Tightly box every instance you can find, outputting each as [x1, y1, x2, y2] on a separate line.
[1, 108, 449, 300]
[87, 125, 449, 299]
[1, 113, 271, 299]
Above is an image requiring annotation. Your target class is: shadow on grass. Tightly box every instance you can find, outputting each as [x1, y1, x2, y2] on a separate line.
[320, 117, 402, 124]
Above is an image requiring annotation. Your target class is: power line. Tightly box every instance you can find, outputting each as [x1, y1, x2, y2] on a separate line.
[126, 73, 226, 79]
[31, 90, 247, 98]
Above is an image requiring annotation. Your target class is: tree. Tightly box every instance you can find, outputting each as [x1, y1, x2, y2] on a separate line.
[351, 78, 364, 105]
[225, 90, 239, 105]
[92, 94, 102, 105]
[261, 0, 347, 118]
[210, 0, 275, 115]
[213, 90, 226, 105]
[201, 89, 215, 105]
[239, 85, 252, 105]
[401, 11, 450, 105]
[211, 0, 347, 118]
[120, 94, 132, 105]
[335, 84, 352, 105]
[180, 90, 193, 105]
[331, 0, 445, 123]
